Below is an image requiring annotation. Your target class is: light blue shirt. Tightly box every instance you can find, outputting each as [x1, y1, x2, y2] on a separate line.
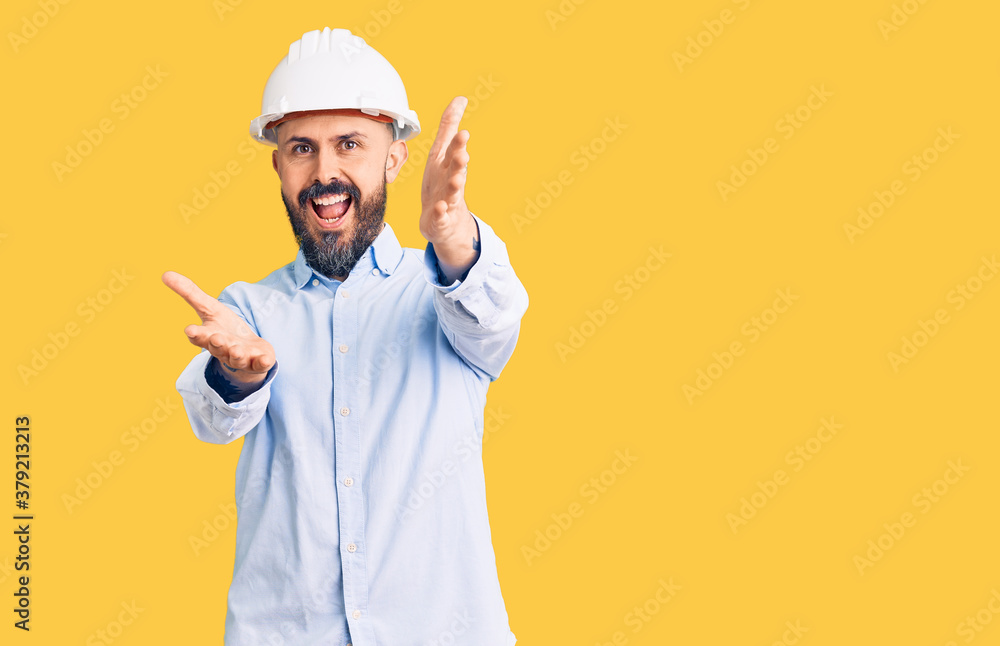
[176, 215, 527, 646]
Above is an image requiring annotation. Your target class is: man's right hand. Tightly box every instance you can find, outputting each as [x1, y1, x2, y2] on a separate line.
[162, 271, 275, 384]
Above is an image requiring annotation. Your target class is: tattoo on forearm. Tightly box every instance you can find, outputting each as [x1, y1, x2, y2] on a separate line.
[472, 236, 480, 251]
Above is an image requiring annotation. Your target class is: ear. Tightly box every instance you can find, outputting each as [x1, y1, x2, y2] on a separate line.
[384, 140, 408, 184]
[272, 149, 279, 174]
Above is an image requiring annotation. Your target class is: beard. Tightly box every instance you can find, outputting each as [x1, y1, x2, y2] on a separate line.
[282, 178, 388, 280]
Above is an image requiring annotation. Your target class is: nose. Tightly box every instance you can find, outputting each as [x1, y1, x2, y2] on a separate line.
[313, 146, 341, 185]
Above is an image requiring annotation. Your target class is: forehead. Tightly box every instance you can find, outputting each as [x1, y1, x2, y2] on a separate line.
[275, 113, 388, 145]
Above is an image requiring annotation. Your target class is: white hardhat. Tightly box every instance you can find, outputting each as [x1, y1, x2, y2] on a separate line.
[250, 28, 420, 145]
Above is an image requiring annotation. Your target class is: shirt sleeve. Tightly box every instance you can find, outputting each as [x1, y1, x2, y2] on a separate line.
[174, 298, 279, 445]
[423, 214, 529, 381]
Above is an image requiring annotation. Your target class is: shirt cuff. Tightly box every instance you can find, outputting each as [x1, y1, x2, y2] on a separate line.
[176, 351, 278, 443]
[423, 214, 509, 329]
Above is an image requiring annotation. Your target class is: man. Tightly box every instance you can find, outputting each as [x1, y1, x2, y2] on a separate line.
[164, 28, 527, 646]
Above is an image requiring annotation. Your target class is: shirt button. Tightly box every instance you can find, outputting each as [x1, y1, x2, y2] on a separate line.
[347, 543, 357, 553]
[339, 344, 349, 353]
[344, 477, 354, 487]
[371, 268, 379, 276]
[312, 278, 319, 287]
[340, 407, 350, 416]
[352, 610, 361, 620]
[341, 289, 350, 298]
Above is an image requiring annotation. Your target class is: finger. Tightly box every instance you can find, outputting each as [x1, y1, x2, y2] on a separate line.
[207, 331, 229, 352]
[445, 129, 470, 155]
[451, 150, 470, 181]
[447, 168, 467, 196]
[429, 97, 468, 159]
[249, 347, 276, 373]
[163, 271, 220, 321]
[226, 343, 275, 374]
[184, 323, 223, 348]
[445, 129, 470, 170]
[182, 324, 209, 347]
[445, 153, 469, 199]
[202, 332, 244, 369]
[226, 344, 250, 370]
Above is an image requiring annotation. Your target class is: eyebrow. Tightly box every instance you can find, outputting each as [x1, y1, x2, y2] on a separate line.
[333, 131, 367, 142]
[285, 132, 368, 148]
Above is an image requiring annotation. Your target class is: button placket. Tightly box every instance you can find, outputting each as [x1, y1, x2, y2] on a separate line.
[332, 277, 369, 635]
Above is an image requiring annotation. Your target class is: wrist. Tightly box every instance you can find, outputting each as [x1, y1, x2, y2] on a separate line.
[430, 214, 480, 269]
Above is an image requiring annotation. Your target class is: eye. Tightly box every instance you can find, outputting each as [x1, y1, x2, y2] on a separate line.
[292, 143, 313, 154]
[343, 141, 358, 150]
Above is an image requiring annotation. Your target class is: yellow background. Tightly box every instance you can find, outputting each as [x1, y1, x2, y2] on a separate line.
[2, 0, 999, 643]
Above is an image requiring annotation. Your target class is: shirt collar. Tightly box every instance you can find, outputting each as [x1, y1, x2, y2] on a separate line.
[292, 222, 405, 289]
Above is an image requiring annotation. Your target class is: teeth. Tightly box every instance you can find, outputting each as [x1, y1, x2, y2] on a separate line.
[313, 194, 349, 206]
[323, 217, 340, 223]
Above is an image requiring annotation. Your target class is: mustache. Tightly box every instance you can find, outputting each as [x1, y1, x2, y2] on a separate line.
[298, 180, 362, 209]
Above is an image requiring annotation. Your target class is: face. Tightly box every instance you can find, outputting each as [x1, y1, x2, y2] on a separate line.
[272, 114, 407, 280]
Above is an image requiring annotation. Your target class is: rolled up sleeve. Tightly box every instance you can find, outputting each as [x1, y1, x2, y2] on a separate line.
[424, 214, 529, 381]
[176, 351, 278, 445]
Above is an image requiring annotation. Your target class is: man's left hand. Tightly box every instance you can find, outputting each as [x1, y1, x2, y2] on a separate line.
[420, 96, 480, 282]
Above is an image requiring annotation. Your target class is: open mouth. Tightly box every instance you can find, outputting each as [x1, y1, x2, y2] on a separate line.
[310, 193, 352, 226]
